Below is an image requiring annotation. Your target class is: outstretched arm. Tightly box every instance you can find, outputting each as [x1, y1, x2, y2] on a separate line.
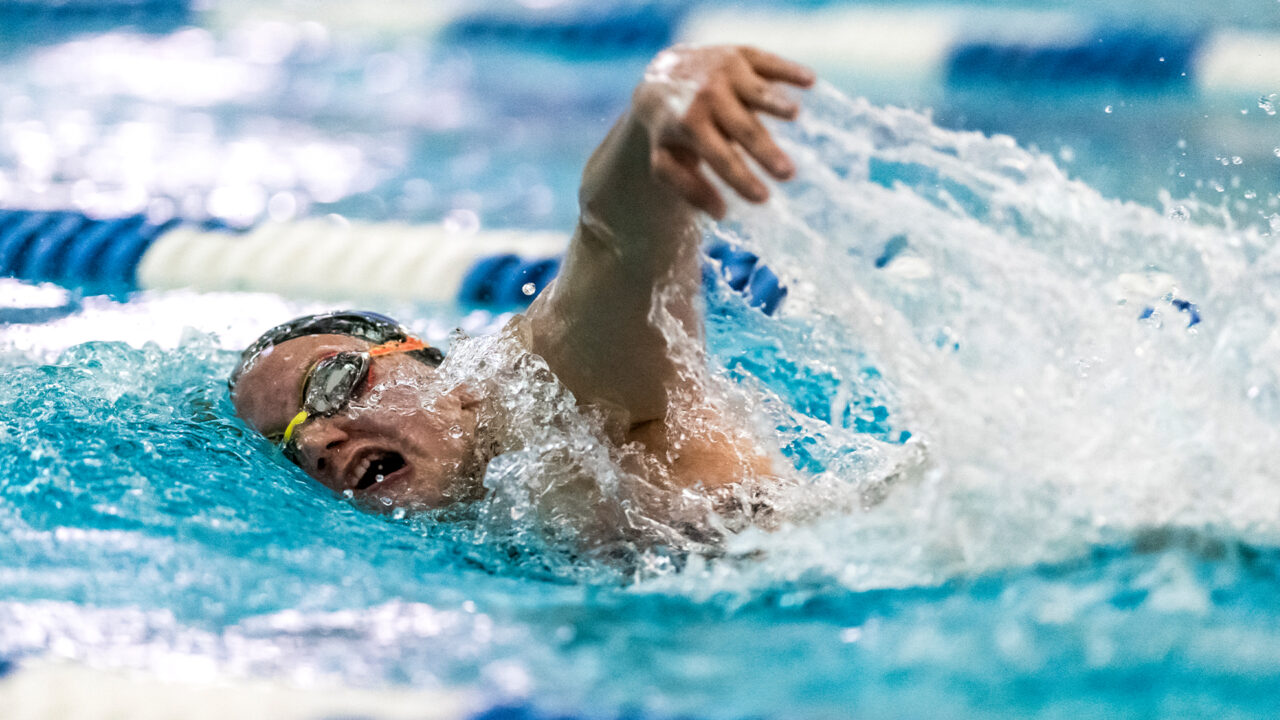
[524, 45, 814, 427]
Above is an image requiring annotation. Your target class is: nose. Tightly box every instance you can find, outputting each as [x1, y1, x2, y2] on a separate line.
[291, 417, 349, 482]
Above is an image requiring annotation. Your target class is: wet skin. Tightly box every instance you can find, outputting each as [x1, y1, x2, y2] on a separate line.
[233, 45, 811, 514]
[231, 334, 484, 511]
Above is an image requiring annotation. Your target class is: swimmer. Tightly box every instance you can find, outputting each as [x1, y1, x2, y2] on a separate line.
[229, 45, 815, 520]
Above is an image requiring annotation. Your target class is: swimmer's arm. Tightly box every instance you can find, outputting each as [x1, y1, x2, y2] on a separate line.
[525, 45, 813, 424]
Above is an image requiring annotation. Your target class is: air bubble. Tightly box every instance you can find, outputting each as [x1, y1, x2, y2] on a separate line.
[1169, 205, 1190, 222]
[392, 508, 407, 520]
[375, 474, 385, 483]
[380, 496, 393, 506]
[342, 490, 354, 499]
[1260, 95, 1277, 115]
[521, 282, 537, 296]
[449, 424, 464, 439]
[1103, 105, 1113, 114]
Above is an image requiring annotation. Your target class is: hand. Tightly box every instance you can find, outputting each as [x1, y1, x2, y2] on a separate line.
[633, 45, 815, 219]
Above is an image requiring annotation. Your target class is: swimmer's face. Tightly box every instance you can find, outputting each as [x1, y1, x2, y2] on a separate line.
[232, 334, 484, 512]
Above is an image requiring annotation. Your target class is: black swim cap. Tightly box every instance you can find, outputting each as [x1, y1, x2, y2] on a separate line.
[228, 310, 444, 391]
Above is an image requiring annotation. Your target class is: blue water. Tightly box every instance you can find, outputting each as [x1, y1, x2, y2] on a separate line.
[5, 318, 1280, 718]
[4, 4, 1280, 719]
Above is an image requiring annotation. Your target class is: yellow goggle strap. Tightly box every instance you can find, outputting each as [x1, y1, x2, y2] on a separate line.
[281, 410, 310, 444]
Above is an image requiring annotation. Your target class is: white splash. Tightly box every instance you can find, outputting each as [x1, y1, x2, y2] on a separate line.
[644, 83, 1280, 595]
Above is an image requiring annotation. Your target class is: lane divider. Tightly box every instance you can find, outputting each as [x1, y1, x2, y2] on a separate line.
[0, 208, 788, 315]
[6, 1, 1274, 95]
[679, 6, 1280, 96]
[0, 0, 189, 35]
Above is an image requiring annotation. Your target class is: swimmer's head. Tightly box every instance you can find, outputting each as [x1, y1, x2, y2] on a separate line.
[231, 311, 485, 512]
[229, 311, 443, 389]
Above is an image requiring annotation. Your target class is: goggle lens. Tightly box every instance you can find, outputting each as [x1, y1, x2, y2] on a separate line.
[274, 337, 433, 465]
[304, 352, 371, 416]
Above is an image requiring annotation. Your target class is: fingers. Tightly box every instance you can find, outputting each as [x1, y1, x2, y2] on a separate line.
[711, 90, 794, 180]
[734, 76, 800, 120]
[652, 145, 726, 219]
[683, 106, 769, 203]
[646, 45, 811, 216]
[740, 46, 816, 88]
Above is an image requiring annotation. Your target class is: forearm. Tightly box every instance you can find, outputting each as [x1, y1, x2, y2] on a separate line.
[577, 103, 697, 257]
[568, 103, 703, 345]
[524, 45, 813, 425]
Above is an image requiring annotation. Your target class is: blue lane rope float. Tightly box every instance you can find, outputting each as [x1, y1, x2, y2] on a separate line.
[0, 210, 177, 289]
[0, 0, 189, 37]
[0, 208, 788, 315]
[947, 30, 1201, 89]
[445, 3, 681, 54]
[705, 239, 787, 314]
[59, 215, 147, 285]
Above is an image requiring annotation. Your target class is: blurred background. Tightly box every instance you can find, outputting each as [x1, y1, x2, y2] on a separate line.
[0, 0, 1275, 247]
[0, 5, 1278, 718]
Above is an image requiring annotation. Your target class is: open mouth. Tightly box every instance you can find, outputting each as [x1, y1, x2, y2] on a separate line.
[352, 451, 408, 491]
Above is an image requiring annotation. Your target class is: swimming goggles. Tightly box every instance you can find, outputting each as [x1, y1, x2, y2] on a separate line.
[274, 337, 432, 458]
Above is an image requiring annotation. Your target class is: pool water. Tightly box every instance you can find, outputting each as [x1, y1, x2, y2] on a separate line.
[3, 3, 1280, 718]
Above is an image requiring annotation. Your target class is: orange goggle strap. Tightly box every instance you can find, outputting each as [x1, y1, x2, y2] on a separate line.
[368, 336, 428, 357]
[279, 336, 433, 445]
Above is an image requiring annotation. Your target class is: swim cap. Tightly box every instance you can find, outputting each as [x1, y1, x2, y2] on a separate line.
[228, 310, 444, 391]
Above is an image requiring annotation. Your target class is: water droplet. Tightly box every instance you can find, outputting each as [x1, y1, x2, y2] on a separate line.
[1104, 105, 1113, 114]
[1169, 205, 1190, 222]
[449, 424, 464, 439]
[521, 282, 537, 296]
[392, 508, 407, 520]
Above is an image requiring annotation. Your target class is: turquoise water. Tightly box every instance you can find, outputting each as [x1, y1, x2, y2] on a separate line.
[4, 7, 1280, 719]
